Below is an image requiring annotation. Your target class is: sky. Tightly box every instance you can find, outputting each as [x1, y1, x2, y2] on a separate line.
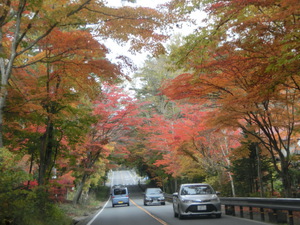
[104, 0, 172, 69]
[100, 0, 206, 92]
[104, 0, 204, 68]
[108, 0, 169, 8]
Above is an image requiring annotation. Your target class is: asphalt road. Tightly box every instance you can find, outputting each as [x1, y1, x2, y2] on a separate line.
[84, 170, 271, 225]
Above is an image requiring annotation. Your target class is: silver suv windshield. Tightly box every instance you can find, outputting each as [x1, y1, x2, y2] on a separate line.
[181, 185, 213, 195]
[146, 189, 162, 195]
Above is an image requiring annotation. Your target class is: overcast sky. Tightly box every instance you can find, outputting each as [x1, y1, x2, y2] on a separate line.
[101, 0, 206, 91]
[108, 0, 169, 8]
[102, 0, 205, 77]
[103, 0, 170, 70]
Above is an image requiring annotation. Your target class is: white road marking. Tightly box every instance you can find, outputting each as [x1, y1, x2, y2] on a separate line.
[87, 197, 111, 225]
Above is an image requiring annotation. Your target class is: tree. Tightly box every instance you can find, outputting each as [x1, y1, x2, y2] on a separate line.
[131, 48, 241, 192]
[5, 28, 120, 186]
[0, 0, 184, 148]
[163, 0, 300, 197]
[72, 84, 141, 204]
[135, 100, 240, 194]
[230, 141, 275, 197]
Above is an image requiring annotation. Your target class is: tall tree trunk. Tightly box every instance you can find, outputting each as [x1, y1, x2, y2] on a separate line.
[256, 144, 264, 197]
[0, 96, 6, 148]
[73, 173, 89, 204]
[72, 151, 102, 204]
[220, 140, 236, 197]
[38, 119, 54, 186]
[0, 36, 11, 148]
[0, 1, 21, 148]
[227, 172, 236, 197]
[280, 160, 292, 197]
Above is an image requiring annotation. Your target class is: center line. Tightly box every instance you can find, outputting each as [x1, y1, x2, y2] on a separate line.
[130, 199, 169, 225]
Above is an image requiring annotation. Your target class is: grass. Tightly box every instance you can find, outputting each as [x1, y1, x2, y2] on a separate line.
[59, 186, 110, 220]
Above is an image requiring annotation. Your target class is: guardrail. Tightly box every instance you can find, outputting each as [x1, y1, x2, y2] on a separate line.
[165, 194, 300, 225]
[220, 197, 300, 225]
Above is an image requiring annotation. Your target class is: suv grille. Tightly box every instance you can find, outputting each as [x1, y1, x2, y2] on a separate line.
[186, 204, 217, 213]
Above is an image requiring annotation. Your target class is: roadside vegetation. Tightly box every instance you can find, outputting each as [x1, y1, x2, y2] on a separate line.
[0, 150, 109, 225]
[59, 186, 110, 221]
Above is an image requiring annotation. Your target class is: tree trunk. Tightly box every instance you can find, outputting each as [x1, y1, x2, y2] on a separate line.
[0, 49, 11, 148]
[280, 160, 292, 197]
[256, 144, 264, 197]
[73, 173, 89, 204]
[228, 172, 236, 197]
[38, 119, 55, 186]
[220, 140, 236, 197]
[0, 7, 19, 148]
[0, 96, 5, 148]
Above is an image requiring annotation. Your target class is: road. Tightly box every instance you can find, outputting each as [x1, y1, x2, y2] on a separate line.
[85, 170, 270, 225]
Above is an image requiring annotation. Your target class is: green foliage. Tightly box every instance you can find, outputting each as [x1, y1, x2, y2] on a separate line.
[133, 52, 183, 118]
[91, 185, 110, 202]
[205, 176, 223, 192]
[0, 148, 71, 225]
[230, 143, 276, 197]
[59, 185, 110, 220]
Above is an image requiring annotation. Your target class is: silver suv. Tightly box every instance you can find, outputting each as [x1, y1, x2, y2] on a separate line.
[144, 188, 165, 206]
[173, 183, 221, 219]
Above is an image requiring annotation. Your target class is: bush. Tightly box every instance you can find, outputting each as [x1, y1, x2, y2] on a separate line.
[0, 148, 72, 225]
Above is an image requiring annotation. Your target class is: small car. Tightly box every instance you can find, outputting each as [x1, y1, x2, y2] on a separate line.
[144, 188, 165, 206]
[173, 183, 221, 219]
[111, 186, 130, 207]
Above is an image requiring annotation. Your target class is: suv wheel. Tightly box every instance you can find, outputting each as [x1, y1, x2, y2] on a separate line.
[173, 210, 178, 217]
[178, 207, 184, 220]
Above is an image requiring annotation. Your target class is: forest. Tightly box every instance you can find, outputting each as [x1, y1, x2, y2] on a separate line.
[0, 0, 299, 224]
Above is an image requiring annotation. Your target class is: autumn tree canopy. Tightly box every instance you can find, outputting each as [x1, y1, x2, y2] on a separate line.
[0, 1, 186, 217]
[1, 3, 299, 224]
[163, 0, 300, 197]
[0, 0, 183, 147]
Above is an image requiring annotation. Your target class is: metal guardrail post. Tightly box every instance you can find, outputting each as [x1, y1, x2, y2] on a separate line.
[232, 205, 236, 216]
[225, 205, 229, 215]
[225, 205, 235, 216]
[260, 208, 265, 221]
[249, 206, 253, 220]
[288, 210, 294, 225]
[240, 206, 244, 218]
[273, 209, 278, 223]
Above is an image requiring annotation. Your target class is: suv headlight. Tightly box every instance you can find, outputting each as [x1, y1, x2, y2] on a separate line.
[210, 196, 220, 203]
[181, 199, 193, 203]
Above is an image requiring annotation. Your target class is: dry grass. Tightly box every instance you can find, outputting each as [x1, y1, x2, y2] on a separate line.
[59, 186, 110, 221]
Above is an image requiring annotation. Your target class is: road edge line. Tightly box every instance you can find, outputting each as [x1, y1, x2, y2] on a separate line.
[87, 196, 111, 225]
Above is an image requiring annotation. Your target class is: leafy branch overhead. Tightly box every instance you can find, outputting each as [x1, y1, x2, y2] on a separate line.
[1, 3, 300, 225]
[0, 0, 184, 208]
[162, 0, 300, 198]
